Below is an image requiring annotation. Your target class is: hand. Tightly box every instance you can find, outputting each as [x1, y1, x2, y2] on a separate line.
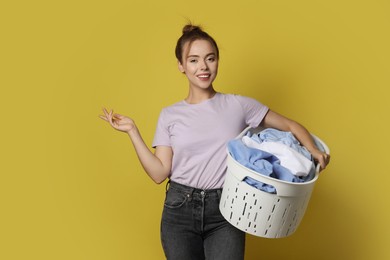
[99, 108, 136, 134]
[311, 149, 330, 171]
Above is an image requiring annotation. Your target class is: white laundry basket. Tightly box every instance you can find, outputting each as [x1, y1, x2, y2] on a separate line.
[219, 127, 329, 238]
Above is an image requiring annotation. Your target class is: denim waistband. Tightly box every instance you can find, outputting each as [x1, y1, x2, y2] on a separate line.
[167, 180, 222, 196]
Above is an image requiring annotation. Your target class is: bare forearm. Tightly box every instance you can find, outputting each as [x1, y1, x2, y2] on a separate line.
[127, 128, 170, 184]
[262, 110, 319, 153]
[288, 121, 330, 169]
[261, 110, 330, 169]
[287, 121, 318, 154]
[99, 109, 172, 181]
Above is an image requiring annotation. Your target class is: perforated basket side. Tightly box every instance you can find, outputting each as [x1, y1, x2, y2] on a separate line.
[219, 127, 329, 238]
[219, 164, 315, 238]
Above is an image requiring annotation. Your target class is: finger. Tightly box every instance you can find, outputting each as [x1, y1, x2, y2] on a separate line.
[320, 154, 329, 170]
[102, 108, 111, 119]
[99, 115, 108, 121]
[324, 153, 330, 162]
[108, 111, 116, 125]
[113, 113, 124, 119]
[113, 114, 121, 121]
[104, 108, 115, 123]
[321, 161, 326, 170]
[314, 153, 325, 171]
[324, 154, 330, 167]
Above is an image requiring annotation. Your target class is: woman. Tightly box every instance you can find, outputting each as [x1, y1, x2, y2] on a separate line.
[100, 24, 330, 260]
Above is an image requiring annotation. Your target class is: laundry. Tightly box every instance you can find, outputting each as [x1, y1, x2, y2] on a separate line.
[251, 128, 325, 157]
[227, 128, 322, 193]
[242, 136, 314, 177]
[227, 139, 314, 193]
[250, 128, 311, 159]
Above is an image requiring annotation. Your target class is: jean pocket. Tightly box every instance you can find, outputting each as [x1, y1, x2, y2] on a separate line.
[164, 188, 188, 209]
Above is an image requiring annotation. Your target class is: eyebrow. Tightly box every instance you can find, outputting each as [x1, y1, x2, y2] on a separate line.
[186, 53, 216, 58]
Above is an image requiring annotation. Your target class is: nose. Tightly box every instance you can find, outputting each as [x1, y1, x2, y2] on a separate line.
[199, 59, 208, 70]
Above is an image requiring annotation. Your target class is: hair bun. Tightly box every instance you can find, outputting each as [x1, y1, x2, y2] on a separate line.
[182, 24, 202, 34]
[175, 23, 219, 62]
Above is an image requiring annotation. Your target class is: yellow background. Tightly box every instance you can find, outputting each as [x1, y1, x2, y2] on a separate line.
[1, 0, 389, 259]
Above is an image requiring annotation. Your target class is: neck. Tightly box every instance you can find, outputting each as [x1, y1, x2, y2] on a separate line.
[185, 87, 216, 104]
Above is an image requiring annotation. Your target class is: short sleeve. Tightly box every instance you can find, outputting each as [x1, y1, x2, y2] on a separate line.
[152, 109, 171, 148]
[236, 95, 269, 127]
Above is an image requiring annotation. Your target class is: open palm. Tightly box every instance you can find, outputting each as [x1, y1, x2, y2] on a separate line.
[99, 108, 135, 133]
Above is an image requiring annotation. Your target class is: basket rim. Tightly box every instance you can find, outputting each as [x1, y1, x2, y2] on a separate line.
[226, 126, 330, 187]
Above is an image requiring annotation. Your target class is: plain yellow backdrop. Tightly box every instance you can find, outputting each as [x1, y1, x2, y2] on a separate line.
[1, 0, 389, 259]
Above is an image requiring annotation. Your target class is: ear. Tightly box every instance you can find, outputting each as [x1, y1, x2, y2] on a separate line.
[178, 60, 185, 73]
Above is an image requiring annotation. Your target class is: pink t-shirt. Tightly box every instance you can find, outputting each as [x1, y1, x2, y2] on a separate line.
[152, 93, 269, 189]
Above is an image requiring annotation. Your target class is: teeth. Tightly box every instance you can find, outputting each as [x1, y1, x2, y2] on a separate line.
[198, 75, 210, 78]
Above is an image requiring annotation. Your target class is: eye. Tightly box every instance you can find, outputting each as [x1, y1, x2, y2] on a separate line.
[189, 59, 197, 63]
[207, 57, 215, 62]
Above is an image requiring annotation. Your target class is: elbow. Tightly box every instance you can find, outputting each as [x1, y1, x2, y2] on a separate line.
[153, 177, 167, 185]
[150, 173, 169, 185]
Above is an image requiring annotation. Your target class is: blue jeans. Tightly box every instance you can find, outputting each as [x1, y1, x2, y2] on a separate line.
[161, 181, 245, 260]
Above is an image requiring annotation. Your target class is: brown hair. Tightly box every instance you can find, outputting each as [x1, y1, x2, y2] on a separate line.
[175, 24, 219, 64]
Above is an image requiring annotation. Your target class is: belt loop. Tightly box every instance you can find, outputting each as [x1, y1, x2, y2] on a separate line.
[217, 189, 222, 199]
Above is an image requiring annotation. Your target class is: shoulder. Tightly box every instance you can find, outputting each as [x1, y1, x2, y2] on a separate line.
[160, 100, 186, 114]
[217, 92, 259, 105]
[215, 92, 243, 102]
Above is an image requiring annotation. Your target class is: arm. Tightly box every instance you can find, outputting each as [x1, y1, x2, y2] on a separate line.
[260, 110, 330, 170]
[100, 108, 172, 184]
[127, 127, 172, 184]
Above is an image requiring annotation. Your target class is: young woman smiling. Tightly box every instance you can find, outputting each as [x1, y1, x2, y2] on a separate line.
[100, 24, 330, 260]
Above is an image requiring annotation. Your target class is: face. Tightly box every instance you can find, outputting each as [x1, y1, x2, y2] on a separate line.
[178, 39, 219, 91]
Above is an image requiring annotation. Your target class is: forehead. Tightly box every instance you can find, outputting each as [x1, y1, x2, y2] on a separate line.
[184, 39, 217, 57]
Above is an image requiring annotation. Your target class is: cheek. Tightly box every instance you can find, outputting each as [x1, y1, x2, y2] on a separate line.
[211, 63, 219, 72]
[185, 64, 197, 73]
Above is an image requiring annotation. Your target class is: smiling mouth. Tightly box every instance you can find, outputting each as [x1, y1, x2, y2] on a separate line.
[197, 74, 211, 79]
